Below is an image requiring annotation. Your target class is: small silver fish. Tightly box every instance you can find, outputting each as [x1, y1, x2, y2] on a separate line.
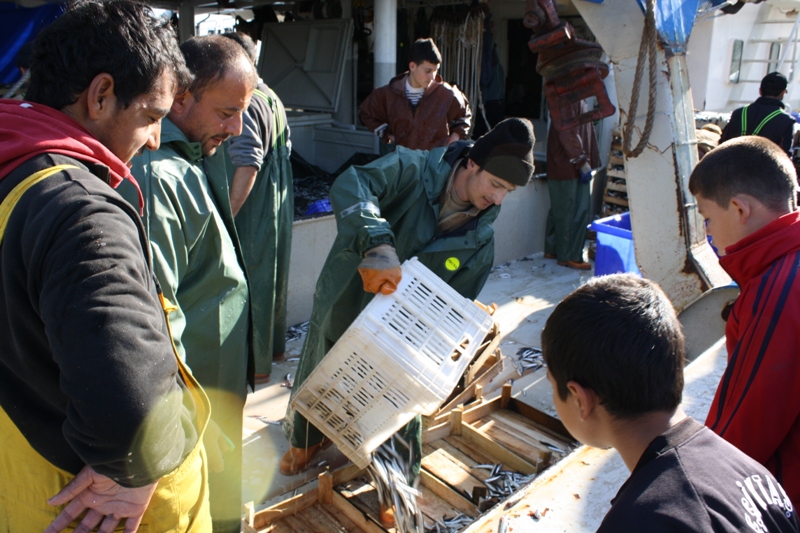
[498, 516, 508, 533]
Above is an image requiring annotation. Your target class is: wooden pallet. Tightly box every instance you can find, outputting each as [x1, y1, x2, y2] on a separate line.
[246, 385, 576, 532]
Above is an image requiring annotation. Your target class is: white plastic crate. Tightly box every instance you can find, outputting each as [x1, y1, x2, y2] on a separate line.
[292, 257, 494, 469]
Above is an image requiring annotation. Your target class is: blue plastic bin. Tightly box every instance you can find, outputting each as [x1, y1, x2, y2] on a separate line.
[589, 212, 641, 276]
[304, 198, 333, 216]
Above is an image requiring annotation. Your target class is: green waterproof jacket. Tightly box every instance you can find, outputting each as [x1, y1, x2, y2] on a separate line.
[287, 142, 498, 447]
[119, 119, 253, 398]
[226, 84, 293, 375]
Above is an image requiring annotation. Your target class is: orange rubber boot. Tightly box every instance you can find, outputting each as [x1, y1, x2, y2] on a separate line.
[379, 503, 395, 529]
[279, 439, 331, 476]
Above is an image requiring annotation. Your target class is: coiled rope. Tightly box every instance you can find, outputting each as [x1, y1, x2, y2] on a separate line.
[623, 0, 658, 158]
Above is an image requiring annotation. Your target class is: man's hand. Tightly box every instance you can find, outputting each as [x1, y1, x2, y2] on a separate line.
[386, 133, 396, 145]
[203, 418, 235, 473]
[45, 465, 158, 533]
[358, 244, 402, 295]
[446, 132, 461, 146]
[579, 163, 593, 185]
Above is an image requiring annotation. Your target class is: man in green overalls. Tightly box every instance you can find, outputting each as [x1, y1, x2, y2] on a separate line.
[120, 35, 257, 533]
[223, 32, 293, 384]
[281, 119, 536, 521]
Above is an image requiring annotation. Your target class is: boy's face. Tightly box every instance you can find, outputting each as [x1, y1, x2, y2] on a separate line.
[696, 193, 749, 255]
[408, 60, 438, 90]
[546, 370, 595, 447]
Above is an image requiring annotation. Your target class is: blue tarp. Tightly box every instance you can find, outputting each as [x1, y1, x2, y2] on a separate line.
[0, 2, 64, 85]
[635, 0, 700, 49]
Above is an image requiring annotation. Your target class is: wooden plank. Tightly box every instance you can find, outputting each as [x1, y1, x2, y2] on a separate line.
[337, 479, 385, 529]
[461, 424, 538, 475]
[430, 439, 496, 483]
[291, 505, 347, 533]
[605, 181, 627, 192]
[318, 471, 333, 505]
[512, 400, 572, 438]
[490, 411, 566, 451]
[417, 484, 467, 527]
[253, 490, 318, 529]
[436, 356, 503, 419]
[492, 409, 573, 449]
[282, 514, 316, 533]
[500, 383, 512, 409]
[332, 491, 386, 533]
[608, 154, 625, 166]
[423, 419, 453, 444]
[443, 435, 511, 472]
[419, 469, 480, 517]
[421, 448, 485, 497]
[244, 501, 256, 530]
[465, 326, 502, 383]
[257, 522, 294, 533]
[604, 195, 629, 207]
[316, 502, 367, 533]
[450, 406, 463, 436]
[332, 463, 364, 486]
[462, 394, 502, 424]
[471, 418, 550, 468]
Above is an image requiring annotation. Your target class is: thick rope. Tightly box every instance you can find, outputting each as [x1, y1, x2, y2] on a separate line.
[431, 9, 483, 135]
[623, 0, 658, 158]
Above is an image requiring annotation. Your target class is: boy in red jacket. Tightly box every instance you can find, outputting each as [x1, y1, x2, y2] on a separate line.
[690, 135, 800, 505]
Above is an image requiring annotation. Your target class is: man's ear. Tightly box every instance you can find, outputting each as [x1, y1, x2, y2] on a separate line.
[566, 380, 598, 421]
[729, 195, 753, 225]
[170, 90, 191, 116]
[86, 73, 116, 121]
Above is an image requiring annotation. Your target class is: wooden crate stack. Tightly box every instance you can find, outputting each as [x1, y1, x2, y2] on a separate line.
[601, 129, 629, 217]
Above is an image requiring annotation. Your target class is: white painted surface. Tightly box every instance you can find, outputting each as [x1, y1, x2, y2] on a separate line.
[285, 215, 339, 327]
[373, 0, 397, 87]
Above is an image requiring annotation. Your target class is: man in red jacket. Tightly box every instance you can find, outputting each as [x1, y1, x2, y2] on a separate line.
[690, 135, 800, 505]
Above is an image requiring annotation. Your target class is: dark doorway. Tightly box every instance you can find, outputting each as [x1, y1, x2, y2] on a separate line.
[505, 19, 544, 120]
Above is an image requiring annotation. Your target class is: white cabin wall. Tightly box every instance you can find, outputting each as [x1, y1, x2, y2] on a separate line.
[688, 2, 794, 113]
[685, 15, 715, 111]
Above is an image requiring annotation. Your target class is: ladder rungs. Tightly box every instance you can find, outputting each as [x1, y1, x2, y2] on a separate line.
[604, 195, 629, 207]
[607, 168, 627, 179]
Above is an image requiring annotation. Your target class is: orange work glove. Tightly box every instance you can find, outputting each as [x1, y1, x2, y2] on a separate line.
[357, 244, 402, 295]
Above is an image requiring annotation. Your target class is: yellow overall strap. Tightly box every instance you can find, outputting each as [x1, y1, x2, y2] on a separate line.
[0, 164, 78, 245]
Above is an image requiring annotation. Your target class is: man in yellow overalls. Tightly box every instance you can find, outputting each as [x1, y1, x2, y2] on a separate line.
[0, 1, 212, 531]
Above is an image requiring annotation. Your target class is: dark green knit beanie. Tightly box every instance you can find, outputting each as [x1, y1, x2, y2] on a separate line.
[469, 118, 536, 186]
